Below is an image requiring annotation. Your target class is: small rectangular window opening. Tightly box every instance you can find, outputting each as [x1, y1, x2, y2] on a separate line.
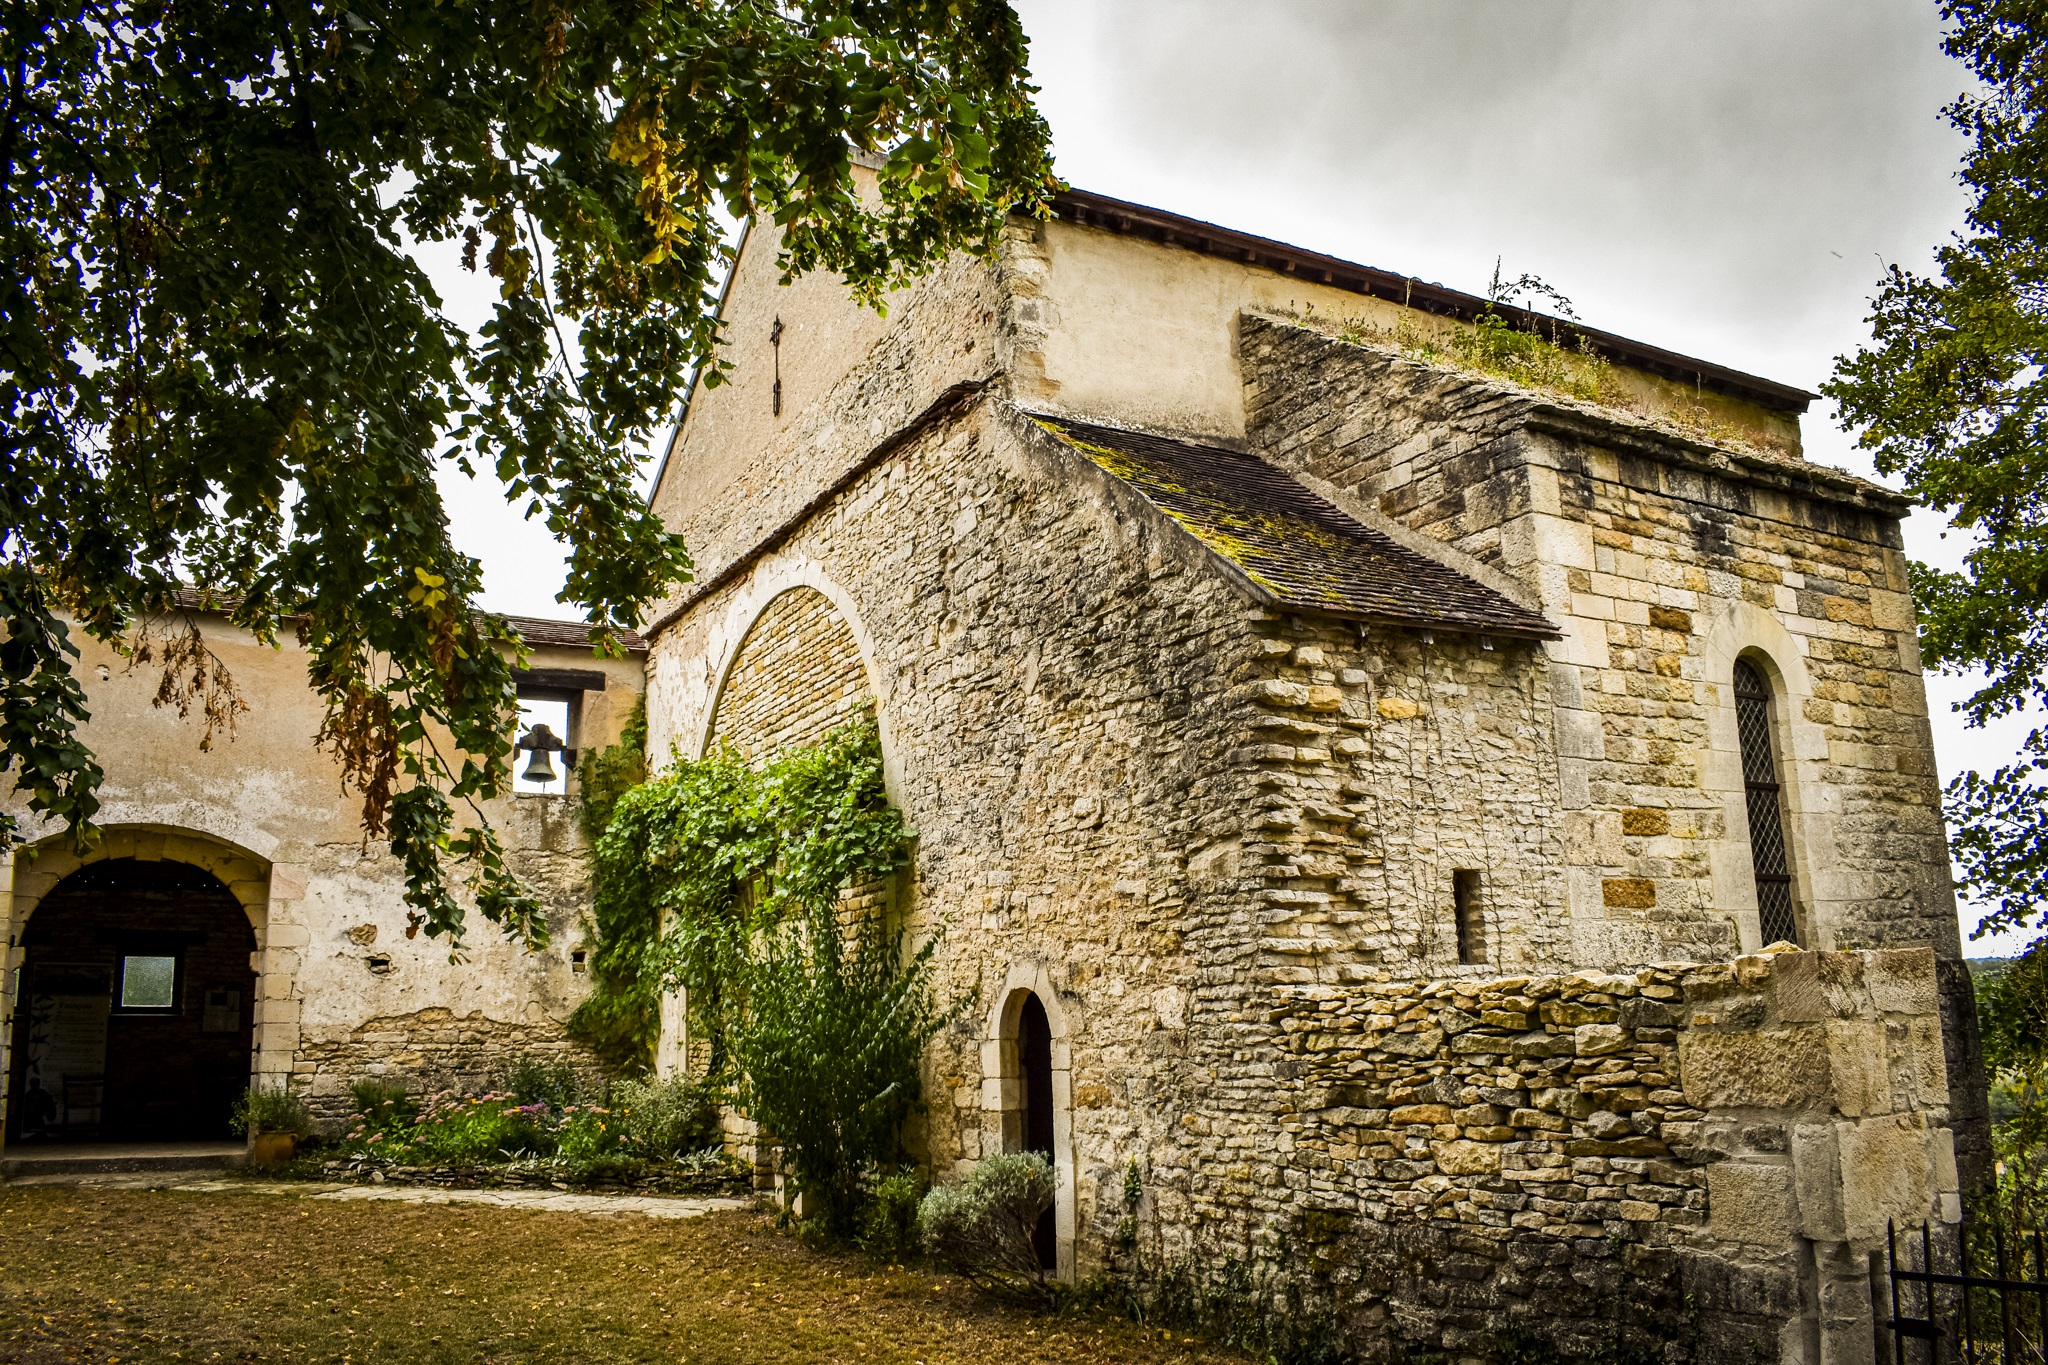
[1453, 870, 1486, 965]
[119, 954, 179, 1011]
[514, 695, 574, 796]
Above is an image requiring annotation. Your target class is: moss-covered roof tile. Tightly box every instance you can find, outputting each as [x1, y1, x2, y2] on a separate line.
[1027, 413, 1558, 638]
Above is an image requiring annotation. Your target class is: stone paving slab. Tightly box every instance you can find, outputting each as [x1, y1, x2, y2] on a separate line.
[170, 1178, 751, 1219]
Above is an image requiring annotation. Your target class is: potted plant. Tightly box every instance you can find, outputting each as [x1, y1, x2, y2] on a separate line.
[232, 1084, 314, 1167]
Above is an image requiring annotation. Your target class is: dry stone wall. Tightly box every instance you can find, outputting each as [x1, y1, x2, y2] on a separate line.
[1146, 946, 1957, 1363]
[294, 1007, 602, 1126]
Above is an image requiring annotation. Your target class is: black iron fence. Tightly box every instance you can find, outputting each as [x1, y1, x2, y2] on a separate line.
[1888, 1217, 2048, 1364]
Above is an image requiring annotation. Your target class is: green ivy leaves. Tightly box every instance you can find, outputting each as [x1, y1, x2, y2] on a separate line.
[576, 713, 912, 1073]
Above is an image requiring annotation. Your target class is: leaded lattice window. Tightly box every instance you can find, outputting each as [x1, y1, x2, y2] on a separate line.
[1733, 659, 1800, 946]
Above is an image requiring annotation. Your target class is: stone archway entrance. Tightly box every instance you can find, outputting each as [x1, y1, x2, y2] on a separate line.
[7, 858, 258, 1142]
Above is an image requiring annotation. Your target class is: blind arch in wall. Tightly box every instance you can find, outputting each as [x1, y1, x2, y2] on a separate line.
[707, 585, 874, 762]
[1733, 657, 1800, 947]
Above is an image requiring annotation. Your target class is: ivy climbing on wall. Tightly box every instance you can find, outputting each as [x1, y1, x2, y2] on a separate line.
[571, 711, 944, 1232]
[570, 711, 915, 1077]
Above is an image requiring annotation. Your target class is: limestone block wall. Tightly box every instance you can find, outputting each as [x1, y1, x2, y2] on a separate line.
[706, 584, 875, 760]
[1221, 611, 1570, 979]
[1173, 947, 1957, 1363]
[648, 400, 1263, 1273]
[1236, 314, 1987, 1171]
[647, 399, 1628, 1278]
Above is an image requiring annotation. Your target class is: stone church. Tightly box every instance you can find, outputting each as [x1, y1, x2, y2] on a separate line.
[642, 180, 1980, 1360]
[0, 171, 1983, 1362]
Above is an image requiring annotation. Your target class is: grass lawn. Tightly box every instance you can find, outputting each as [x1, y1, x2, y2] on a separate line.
[0, 1186, 1242, 1364]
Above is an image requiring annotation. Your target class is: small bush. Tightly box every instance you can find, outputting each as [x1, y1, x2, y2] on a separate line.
[862, 1169, 927, 1263]
[347, 1079, 418, 1133]
[503, 1055, 585, 1108]
[230, 1084, 313, 1138]
[613, 1075, 721, 1157]
[918, 1152, 1057, 1301]
[731, 899, 947, 1238]
[405, 1095, 547, 1163]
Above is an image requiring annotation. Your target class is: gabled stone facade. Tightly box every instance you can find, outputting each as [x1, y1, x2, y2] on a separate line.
[644, 185, 1984, 1362]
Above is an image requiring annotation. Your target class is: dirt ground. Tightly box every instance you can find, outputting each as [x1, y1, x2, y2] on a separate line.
[0, 1185, 1242, 1364]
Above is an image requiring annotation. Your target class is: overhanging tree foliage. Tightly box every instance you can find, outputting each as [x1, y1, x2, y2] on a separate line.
[0, 0, 1054, 945]
[1824, 0, 2048, 947]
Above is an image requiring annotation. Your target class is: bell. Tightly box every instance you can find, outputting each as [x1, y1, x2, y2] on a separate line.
[516, 721, 565, 786]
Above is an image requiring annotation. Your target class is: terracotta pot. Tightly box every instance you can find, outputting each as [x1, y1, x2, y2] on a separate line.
[250, 1131, 298, 1168]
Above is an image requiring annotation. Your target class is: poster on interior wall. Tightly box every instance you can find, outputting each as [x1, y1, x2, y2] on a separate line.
[20, 964, 111, 1138]
[201, 989, 240, 1033]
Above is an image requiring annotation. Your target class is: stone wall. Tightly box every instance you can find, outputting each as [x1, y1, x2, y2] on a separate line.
[1240, 311, 1949, 964]
[1237, 312, 1988, 1172]
[294, 1007, 603, 1128]
[1221, 610, 1570, 980]
[1145, 946, 1957, 1363]
[707, 585, 874, 761]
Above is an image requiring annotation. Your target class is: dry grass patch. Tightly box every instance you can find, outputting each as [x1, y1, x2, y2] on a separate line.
[0, 1187, 1241, 1364]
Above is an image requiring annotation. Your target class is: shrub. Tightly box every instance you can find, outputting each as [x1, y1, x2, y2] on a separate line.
[861, 1169, 927, 1263]
[347, 1078, 418, 1134]
[729, 901, 948, 1238]
[230, 1084, 313, 1138]
[503, 1054, 585, 1108]
[553, 1106, 629, 1160]
[613, 1075, 722, 1157]
[405, 1095, 547, 1163]
[918, 1152, 1058, 1301]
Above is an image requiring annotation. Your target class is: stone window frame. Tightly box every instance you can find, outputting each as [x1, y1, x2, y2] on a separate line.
[1699, 603, 1830, 953]
[981, 960, 1077, 1282]
[0, 824, 307, 1146]
[1731, 651, 1804, 948]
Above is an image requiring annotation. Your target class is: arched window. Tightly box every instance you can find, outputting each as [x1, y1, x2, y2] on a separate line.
[1733, 658, 1800, 947]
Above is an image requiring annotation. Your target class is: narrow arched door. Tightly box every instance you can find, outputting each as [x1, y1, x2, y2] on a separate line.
[1018, 994, 1056, 1270]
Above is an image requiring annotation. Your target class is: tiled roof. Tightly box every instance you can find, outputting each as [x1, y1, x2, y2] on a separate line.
[168, 590, 646, 654]
[502, 615, 648, 654]
[1026, 414, 1559, 639]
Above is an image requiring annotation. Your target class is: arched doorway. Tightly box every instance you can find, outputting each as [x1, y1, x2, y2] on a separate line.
[7, 858, 257, 1142]
[984, 963, 1076, 1279]
[1018, 993, 1057, 1269]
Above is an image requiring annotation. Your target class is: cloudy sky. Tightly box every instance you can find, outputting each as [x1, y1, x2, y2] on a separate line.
[439, 1, 2025, 948]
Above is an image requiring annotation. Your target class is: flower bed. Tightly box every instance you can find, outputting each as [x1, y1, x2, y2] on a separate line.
[317, 1150, 749, 1196]
[311, 1065, 749, 1196]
